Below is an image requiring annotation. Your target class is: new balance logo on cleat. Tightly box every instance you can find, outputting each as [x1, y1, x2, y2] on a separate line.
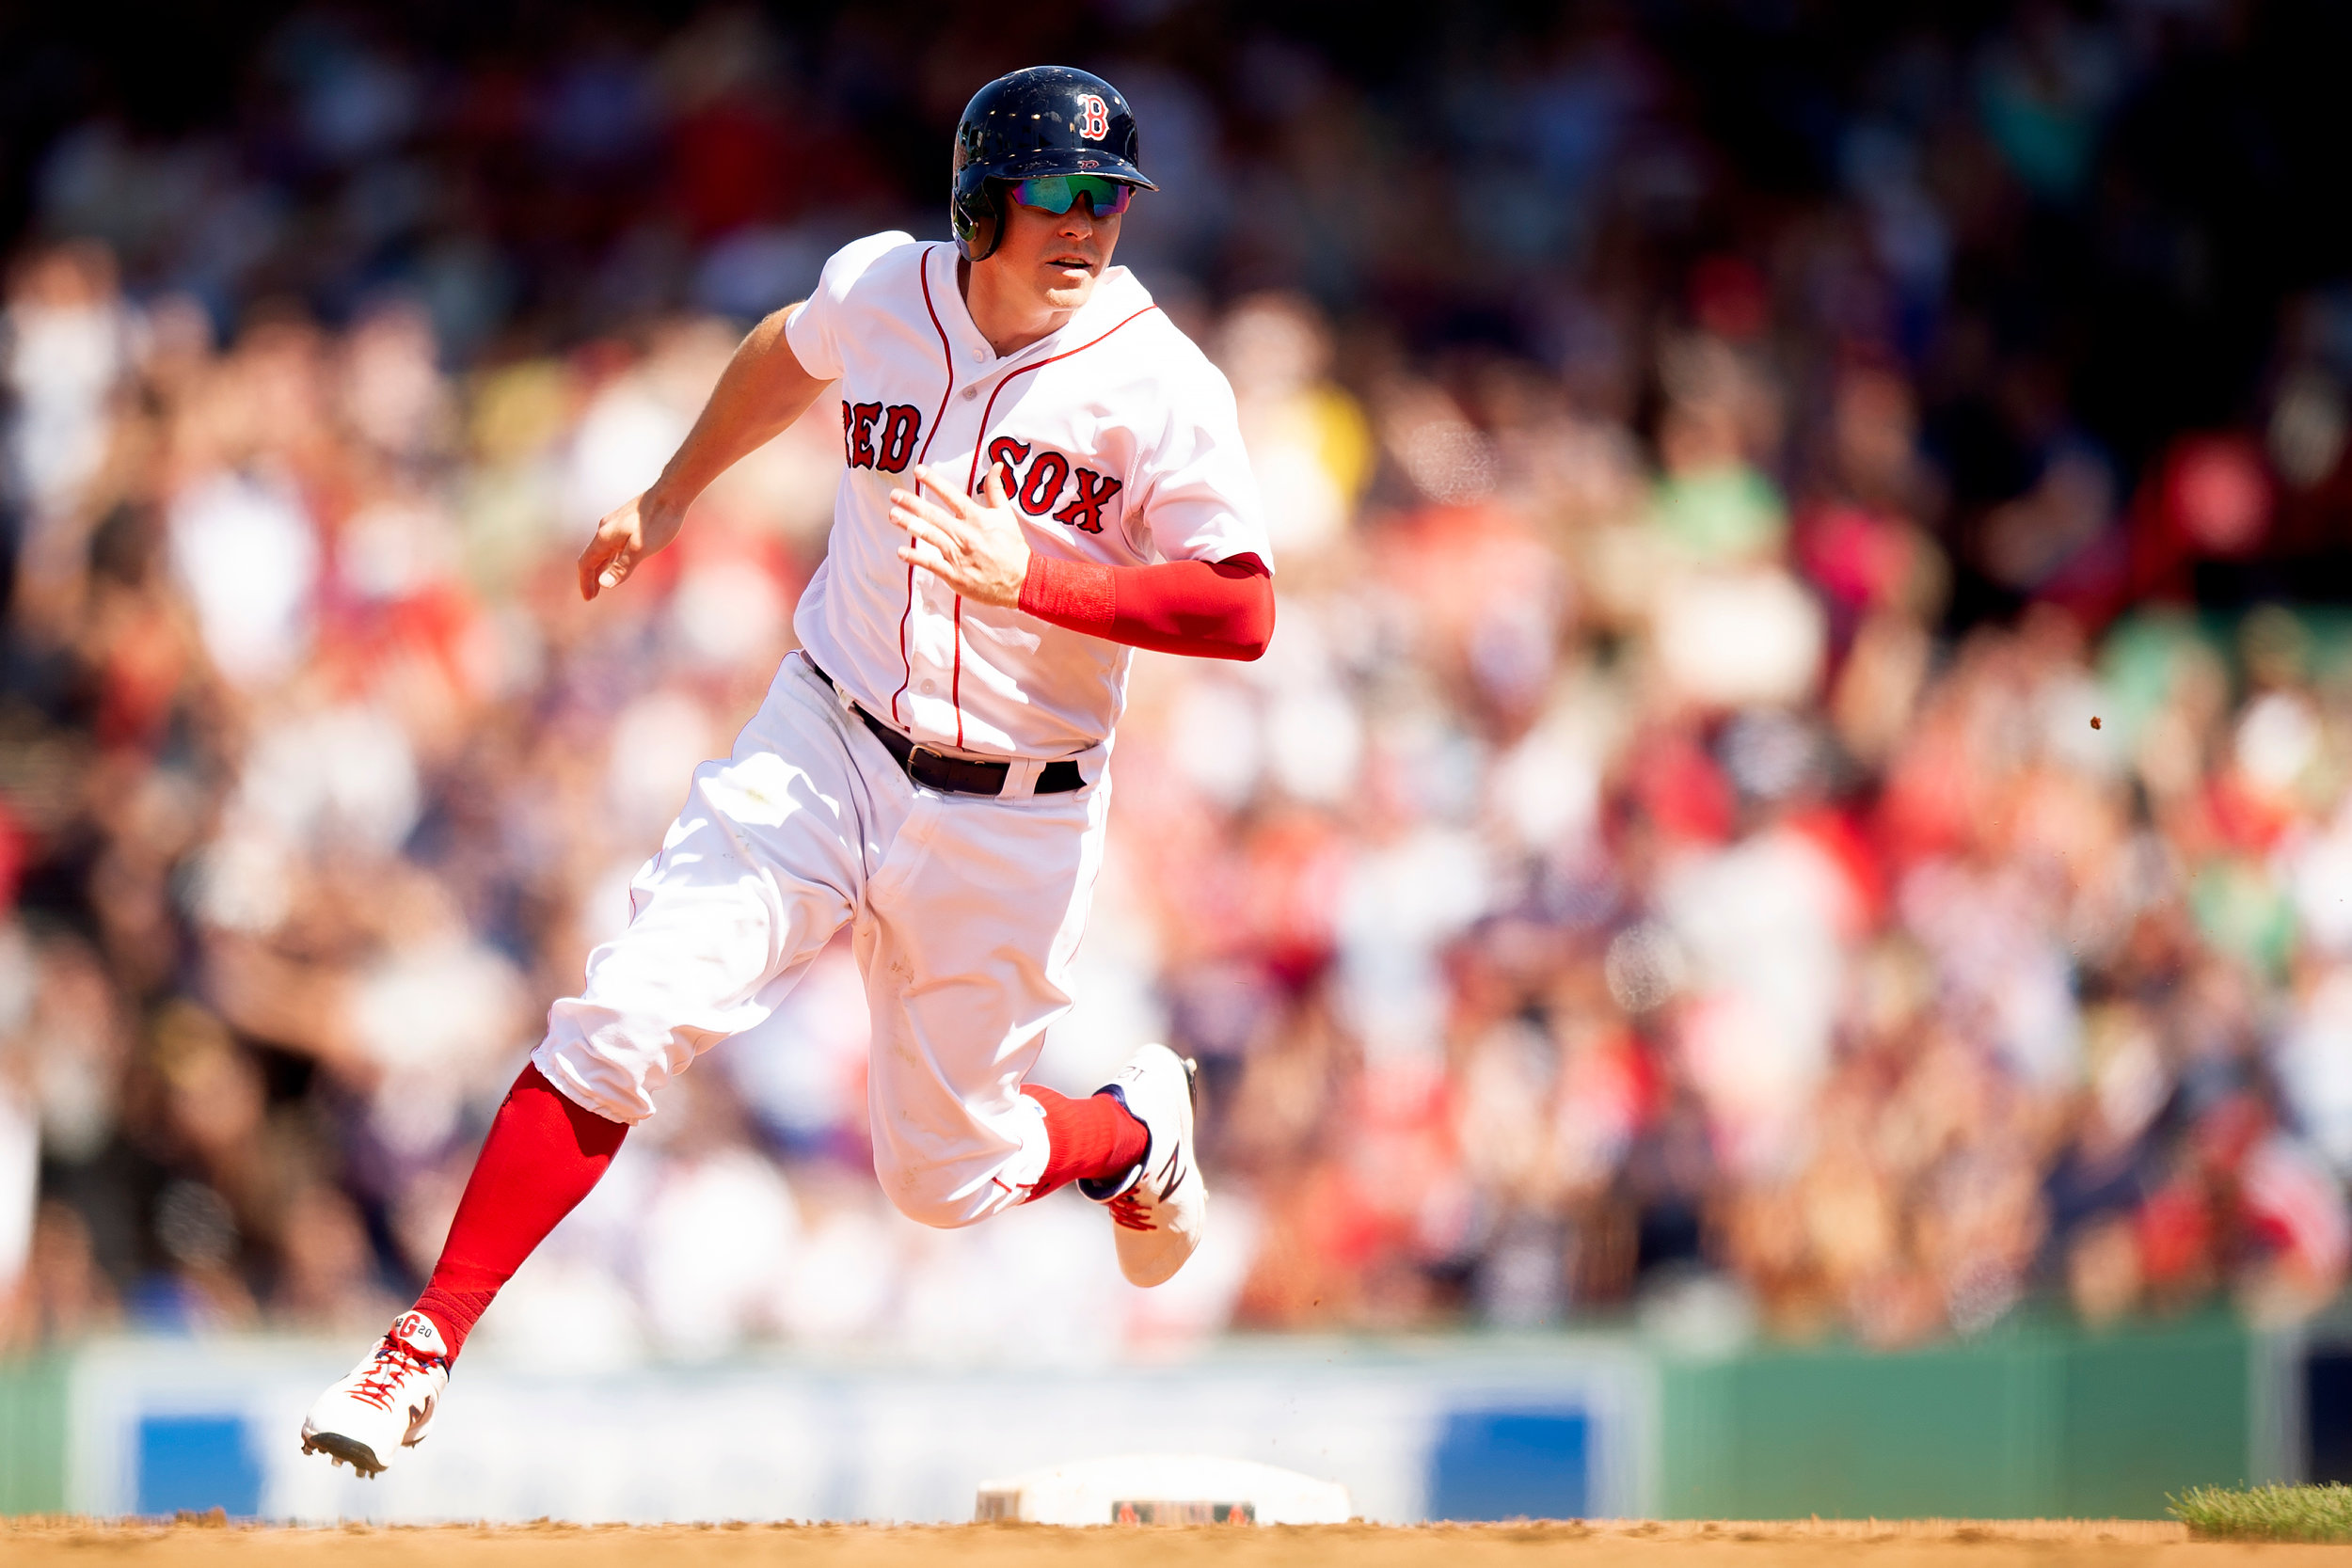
[1084, 1044, 1206, 1285]
[299, 1312, 453, 1478]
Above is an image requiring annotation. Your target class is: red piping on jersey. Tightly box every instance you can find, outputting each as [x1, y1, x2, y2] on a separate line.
[951, 595, 965, 748]
[898, 300, 1157, 752]
[891, 560, 914, 727]
[892, 247, 959, 727]
[961, 305, 1162, 495]
[951, 304, 1160, 747]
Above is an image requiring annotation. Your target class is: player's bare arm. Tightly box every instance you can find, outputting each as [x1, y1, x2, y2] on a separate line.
[577, 307, 829, 600]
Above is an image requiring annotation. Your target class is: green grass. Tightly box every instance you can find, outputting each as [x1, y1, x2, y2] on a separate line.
[2169, 1483, 2352, 1542]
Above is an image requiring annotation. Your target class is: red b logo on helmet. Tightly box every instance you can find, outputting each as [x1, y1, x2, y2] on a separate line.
[1078, 94, 1109, 140]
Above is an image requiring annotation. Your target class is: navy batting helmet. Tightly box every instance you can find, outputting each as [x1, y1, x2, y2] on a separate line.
[951, 66, 1154, 262]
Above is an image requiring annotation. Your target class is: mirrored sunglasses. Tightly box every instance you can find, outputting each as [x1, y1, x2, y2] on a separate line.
[1006, 174, 1136, 217]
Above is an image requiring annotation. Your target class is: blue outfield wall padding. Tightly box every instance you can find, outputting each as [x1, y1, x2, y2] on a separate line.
[1428, 1407, 1590, 1521]
[136, 1415, 262, 1518]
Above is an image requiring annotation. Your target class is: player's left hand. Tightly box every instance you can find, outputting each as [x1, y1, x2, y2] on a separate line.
[888, 464, 1031, 610]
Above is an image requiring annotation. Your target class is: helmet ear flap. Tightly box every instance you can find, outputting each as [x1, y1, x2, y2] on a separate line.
[952, 173, 1004, 263]
[961, 210, 1000, 264]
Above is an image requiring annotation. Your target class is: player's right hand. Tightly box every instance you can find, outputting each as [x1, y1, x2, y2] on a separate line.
[578, 490, 684, 601]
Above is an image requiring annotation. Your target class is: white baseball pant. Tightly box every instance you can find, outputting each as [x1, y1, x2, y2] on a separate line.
[531, 654, 1109, 1228]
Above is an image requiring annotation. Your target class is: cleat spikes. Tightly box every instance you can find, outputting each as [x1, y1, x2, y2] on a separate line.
[301, 1314, 448, 1478]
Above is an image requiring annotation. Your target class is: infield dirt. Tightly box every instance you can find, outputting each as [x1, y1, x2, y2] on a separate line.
[2, 1517, 2338, 1566]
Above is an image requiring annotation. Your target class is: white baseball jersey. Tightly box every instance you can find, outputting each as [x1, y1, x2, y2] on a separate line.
[785, 231, 1272, 763]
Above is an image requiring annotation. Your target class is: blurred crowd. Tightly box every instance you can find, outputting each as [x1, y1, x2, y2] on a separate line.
[7, 0, 2352, 1360]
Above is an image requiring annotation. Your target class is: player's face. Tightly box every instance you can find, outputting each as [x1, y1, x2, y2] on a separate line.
[990, 189, 1122, 312]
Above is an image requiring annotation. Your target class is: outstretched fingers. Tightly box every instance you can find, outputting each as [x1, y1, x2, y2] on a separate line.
[981, 462, 1018, 513]
[894, 521, 959, 571]
[888, 488, 963, 559]
[888, 465, 1027, 591]
[918, 464, 988, 519]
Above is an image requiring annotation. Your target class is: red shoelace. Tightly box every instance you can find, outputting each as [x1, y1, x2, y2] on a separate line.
[348, 1334, 441, 1412]
[1107, 1191, 1155, 1232]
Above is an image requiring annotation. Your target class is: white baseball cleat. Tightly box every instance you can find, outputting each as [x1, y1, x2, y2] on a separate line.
[299, 1310, 451, 1478]
[1080, 1043, 1206, 1287]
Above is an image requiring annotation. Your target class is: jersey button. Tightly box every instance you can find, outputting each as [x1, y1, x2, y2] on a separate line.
[919, 679, 938, 694]
[961, 386, 978, 400]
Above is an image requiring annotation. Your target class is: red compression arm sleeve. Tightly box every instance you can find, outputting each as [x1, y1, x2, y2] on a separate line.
[1018, 552, 1274, 660]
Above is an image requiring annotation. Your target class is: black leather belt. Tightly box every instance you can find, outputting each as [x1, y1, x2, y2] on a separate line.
[803, 653, 1085, 797]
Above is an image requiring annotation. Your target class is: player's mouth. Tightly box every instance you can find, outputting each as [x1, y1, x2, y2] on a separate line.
[1047, 251, 1098, 275]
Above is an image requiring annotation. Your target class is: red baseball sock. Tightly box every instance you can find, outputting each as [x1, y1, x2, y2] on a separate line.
[1022, 1085, 1151, 1200]
[409, 1062, 628, 1358]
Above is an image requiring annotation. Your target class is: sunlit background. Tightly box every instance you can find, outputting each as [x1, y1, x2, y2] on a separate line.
[3, 0, 2352, 1523]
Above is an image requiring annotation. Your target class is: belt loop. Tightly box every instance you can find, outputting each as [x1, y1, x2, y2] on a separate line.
[999, 757, 1045, 799]
[803, 651, 855, 713]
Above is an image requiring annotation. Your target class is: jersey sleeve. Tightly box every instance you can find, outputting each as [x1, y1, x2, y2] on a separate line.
[784, 230, 915, 382]
[1134, 356, 1277, 574]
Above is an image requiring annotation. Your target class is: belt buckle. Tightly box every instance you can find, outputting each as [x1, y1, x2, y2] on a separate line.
[905, 743, 945, 787]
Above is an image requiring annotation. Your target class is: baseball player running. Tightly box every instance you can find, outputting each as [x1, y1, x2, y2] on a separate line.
[299, 65, 1273, 1476]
